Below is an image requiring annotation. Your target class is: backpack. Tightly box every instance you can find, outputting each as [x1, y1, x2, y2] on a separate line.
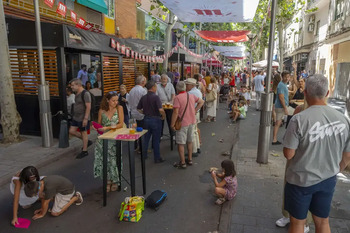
[145, 190, 167, 210]
[71, 90, 95, 121]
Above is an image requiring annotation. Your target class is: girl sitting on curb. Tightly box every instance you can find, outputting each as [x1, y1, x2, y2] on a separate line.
[211, 159, 238, 205]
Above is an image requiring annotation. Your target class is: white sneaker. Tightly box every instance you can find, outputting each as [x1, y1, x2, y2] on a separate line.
[304, 225, 310, 233]
[275, 216, 290, 227]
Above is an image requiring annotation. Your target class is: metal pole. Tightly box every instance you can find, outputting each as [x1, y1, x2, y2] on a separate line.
[34, 0, 53, 147]
[249, 39, 253, 88]
[257, 0, 277, 164]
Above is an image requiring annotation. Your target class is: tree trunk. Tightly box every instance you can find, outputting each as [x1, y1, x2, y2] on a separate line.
[0, 1, 22, 143]
[278, 22, 284, 72]
[163, 12, 177, 72]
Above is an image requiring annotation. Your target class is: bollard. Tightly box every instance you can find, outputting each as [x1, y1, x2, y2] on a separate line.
[59, 119, 69, 148]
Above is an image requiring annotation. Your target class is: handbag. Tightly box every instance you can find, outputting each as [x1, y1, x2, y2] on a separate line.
[118, 196, 145, 222]
[174, 93, 189, 130]
[206, 84, 217, 102]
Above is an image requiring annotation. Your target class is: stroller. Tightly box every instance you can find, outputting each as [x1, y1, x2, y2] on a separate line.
[219, 84, 230, 103]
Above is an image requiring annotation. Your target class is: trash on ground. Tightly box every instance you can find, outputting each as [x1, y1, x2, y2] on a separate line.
[271, 153, 279, 157]
[218, 139, 224, 143]
[123, 187, 127, 192]
[221, 151, 230, 156]
[211, 133, 216, 136]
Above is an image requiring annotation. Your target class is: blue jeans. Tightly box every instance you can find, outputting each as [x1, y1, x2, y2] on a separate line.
[143, 116, 161, 161]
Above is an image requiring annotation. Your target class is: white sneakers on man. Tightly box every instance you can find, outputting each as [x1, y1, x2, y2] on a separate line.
[275, 217, 310, 233]
[276, 217, 290, 227]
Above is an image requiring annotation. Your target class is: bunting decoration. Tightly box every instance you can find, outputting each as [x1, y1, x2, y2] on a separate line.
[44, 0, 54, 8]
[70, 10, 77, 23]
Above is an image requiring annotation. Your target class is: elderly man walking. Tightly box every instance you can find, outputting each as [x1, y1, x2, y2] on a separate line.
[186, 77, 203, 157]
[129, 75, 147, 128]
[157, 74, 175, 138]
[171, 81, 204, 168]
[283, 74, 350, 233]
[137, 80, 166, 163]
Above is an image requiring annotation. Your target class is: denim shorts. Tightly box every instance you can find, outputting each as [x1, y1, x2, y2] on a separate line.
[71, 119, 90, 131]
[284, 175, 337, 219]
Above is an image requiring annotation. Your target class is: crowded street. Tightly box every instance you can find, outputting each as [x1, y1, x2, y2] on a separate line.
[1, 0, 350, 233]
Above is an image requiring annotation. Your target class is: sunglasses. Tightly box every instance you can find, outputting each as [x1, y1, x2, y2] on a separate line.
[108, 91, 117, 95]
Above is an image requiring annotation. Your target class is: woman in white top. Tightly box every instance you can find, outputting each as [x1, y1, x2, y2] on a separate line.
[10, 166, 42, 226]
[206, 77, 218, 122]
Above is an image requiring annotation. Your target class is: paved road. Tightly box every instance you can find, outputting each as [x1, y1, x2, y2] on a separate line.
[0, 104, 236, 233]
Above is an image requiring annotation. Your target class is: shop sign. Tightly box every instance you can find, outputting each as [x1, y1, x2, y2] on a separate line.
[56, 2, 67, 17]
[44, 0, 54, 8]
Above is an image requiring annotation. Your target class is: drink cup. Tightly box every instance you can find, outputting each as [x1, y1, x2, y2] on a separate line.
[129, 129, 136, 134]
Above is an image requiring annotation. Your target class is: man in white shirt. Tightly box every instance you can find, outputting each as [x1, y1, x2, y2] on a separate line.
[157, 74, 175, 137]
[253, 71, 265, 111]
[129, 75, 147, 127]
[186, 78, 203, 157]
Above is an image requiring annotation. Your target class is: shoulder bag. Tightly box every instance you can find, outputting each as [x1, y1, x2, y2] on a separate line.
[174, 93, 189, 130]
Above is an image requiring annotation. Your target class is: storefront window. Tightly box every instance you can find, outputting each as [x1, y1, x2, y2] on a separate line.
[335, 0, 344, 20]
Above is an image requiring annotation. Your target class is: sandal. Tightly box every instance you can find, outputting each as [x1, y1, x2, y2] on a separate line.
[186, 159, 193, 166]
[106, 181, 112, 193]
[215, 197, 226, 205]
[173, 161, 187, 169]
[111, 183, 120, 192]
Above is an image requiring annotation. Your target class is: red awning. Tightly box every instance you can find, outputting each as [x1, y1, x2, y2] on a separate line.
[196, 30, 250, 43]
[226, 56, 246, 60]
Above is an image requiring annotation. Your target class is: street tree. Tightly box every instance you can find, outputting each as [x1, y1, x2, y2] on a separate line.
[0, 0, 22, 143]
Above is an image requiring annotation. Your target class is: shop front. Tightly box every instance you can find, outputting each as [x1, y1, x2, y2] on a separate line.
[6, 17, 156, 137]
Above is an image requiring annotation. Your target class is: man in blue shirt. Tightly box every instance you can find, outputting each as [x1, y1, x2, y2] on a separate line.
[77, 64, 88, 86]
[272, 71, 290, 145]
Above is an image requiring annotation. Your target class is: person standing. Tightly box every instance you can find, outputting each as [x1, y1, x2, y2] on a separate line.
[156, 74, 175, 138]
[205, 77, 218, 122]
[118, 84, 130, 126]
[272, 71, 290, 145]
[171, 81, 204, 168]
[77, 64, 88, 86]
[204, 71, 211, 87]
[283, 74, 350, 233]
[129, 76, 147, 128]
[69, 78, 92, 159]
[167, 68, 174, 83]
[93, 91, 124, 192]
[253, 71, 265, 111]
[151, 70, 161, 84]
[137, 80, 166, 163]
[186, 78, 202, 156]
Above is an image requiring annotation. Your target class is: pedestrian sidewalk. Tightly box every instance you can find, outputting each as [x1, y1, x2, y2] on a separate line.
[219, 103, 350, 233]
[0, 131, 97, 187]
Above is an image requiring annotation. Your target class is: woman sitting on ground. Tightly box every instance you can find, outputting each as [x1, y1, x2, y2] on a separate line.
[10, 166, 42, 226]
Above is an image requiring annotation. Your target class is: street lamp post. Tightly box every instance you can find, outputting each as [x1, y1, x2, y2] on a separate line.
[175, 31, 182, 75]
[247, 33, 256, 88]
[256, 0, 277, 164]
[34, 0, 53, 147]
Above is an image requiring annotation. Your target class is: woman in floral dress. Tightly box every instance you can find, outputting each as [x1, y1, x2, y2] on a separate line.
[93, 91, 124, 192]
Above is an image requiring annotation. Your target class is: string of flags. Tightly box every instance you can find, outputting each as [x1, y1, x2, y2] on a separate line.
[42, 0, 215, 62]
[44, 0, 103, 33]
[110, 39, 211, 63]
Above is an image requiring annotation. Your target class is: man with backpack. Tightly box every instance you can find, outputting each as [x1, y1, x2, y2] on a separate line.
[69, 78, 93, 159]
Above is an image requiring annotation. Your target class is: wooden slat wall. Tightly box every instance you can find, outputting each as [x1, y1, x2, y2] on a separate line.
[9, 49, 59, 96]
[122, 58, 136, 92]
[103, 56, 120, 94]
[135, 60, 148, 79]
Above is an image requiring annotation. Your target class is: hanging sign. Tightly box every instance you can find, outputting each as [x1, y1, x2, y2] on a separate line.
[84, 23, 93, 30]
[110, 39, 116, 49]
[44, 0, 54, 8]
[116, 42, 120, 52]
[56, 2, 67, 17]
[70, 11, 77, 22]
[76, 17, 86, 28]
[121, 45, 126, 54]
